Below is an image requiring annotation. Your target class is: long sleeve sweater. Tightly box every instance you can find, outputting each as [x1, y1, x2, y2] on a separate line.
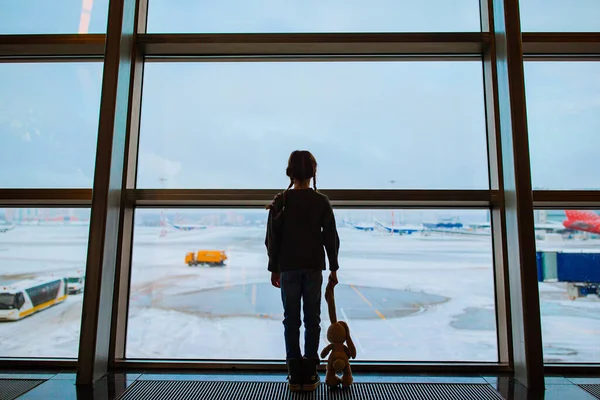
[265, 189, 340, 273]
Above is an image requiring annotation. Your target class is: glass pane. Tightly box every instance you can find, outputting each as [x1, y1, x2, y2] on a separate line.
[0, 208, 89, 358]
[127, 208, 497, 361]
[147, 0, 481, 33]
[137, 62, 489, 190]
[0, 63, 102, 188]
[534, 210, 600, 363]
[525, 62, 600, 190]
[520, 0, 600, 32]
[0, 0, 109, 34]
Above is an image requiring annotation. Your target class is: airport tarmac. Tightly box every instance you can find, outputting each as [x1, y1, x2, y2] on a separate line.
[0, 225, 598, 362]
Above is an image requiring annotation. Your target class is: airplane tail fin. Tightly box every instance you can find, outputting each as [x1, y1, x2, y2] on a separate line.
[565, 210, 600, 221]
[159, 211, 169, 237]
[373, 220, 385, 228]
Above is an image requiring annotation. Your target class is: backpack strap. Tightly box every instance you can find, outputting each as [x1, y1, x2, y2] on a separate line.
[266, 192, 284, 210]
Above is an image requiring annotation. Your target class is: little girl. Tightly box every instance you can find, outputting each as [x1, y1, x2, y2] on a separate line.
[266, 150, 340, 392]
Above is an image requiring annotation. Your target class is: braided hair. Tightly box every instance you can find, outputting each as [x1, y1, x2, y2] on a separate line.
[285, 150, 318, 191]
[266, 150, 318, 212]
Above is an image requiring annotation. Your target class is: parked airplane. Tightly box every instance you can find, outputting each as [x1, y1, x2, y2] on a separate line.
[164, 220, 207, 232]
[460, 220, 571, 235]
[464, 213, 600, 236]
[563, 211, 600, 235]
[350, 219, 482, 236]
[348, 210, 600, 237]
[0, 224, 14, 233]
[424, 221, 490, 236]
[159, 212, 207, 232]
[351, 216, 580, 237]
[464, 220, 568, 234]
[374, 220, 423, 235]
[344, 220, 375, 231]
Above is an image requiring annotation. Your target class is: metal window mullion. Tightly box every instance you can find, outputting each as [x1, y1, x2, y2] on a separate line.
[108, 0, 148, 367]
[124, 189, 497, 208]
[138, 32, 488, 57]
[0, 189, 92, 206]
[3, 32, 600, 59]
[522, 33, 600, 56]
[480, 0, 513, 368]
[488, 0, 544, 391]
[533, 191, 600, 209]
[0, 34, 105, 58]
[76, 0, 142, 385]
[109, 50, 146, 367]
[143, 55, 484, 62]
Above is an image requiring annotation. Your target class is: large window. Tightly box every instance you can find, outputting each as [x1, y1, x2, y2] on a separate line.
[520, 0, 600, 32]
[126, 208, 497, 361]
[524, 62, 600, 190]
[137, 62, 489, 190]
[146, 0, 481, 33]
[0, 63, 103, 188]
[0, 208, 90, 358]
[6, 0, 599, 376]
[0, 0, 109, 34]
[534, 209, 600, 363]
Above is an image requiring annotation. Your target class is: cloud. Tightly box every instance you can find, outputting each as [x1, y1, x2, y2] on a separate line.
[136, 61, 489, 189]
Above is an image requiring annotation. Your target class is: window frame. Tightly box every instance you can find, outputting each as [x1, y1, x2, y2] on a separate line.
[0, 0, 599, 385]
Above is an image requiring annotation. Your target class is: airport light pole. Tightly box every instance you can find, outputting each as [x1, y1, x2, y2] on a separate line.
[389, 180, 396, 235]
[159, 177, 168, 237]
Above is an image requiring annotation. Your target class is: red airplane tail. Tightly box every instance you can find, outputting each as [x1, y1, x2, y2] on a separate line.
[564, 210, 600, 222]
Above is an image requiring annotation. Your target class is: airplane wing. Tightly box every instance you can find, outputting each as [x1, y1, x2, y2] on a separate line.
[345, 220, 375, 231]
[168, 221, 207, 231]
[535, 223, 569, 233]
[374, 220, 423, 234]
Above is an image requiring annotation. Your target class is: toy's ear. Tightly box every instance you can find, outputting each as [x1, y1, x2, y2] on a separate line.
[325, 282, 337, 324]
[338, 321, 357, 359]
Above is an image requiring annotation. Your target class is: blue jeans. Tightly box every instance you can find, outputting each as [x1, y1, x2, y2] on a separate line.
[280, 269, 323, 361]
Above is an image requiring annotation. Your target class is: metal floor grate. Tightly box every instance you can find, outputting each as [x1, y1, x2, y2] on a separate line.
[579, 384, 600, 399]
[0, 379, 45, 400]
[118, 381, 504, 400]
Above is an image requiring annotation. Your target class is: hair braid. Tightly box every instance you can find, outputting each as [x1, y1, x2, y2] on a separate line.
[313, 176, 317, 191]
[280, 179, 294, 213]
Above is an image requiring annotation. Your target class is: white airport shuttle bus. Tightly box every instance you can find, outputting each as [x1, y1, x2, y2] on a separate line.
[0, 277, 68, 321]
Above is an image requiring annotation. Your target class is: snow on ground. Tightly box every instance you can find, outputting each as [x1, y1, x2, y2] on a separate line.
[0, 225, 599, 362]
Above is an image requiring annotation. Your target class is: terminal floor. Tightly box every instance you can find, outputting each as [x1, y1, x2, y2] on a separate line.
[0, 370, 599, 399]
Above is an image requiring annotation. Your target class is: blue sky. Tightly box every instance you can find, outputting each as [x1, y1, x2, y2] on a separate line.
[0, 1, 599, 189]
[0, 0, 109, 34]
[148, 0, 480, 33]
[1, 0, 599, 34]
[525, 62, 600, 190]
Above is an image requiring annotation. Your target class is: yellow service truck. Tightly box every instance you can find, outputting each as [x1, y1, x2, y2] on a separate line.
[185, 250, 227, 267]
